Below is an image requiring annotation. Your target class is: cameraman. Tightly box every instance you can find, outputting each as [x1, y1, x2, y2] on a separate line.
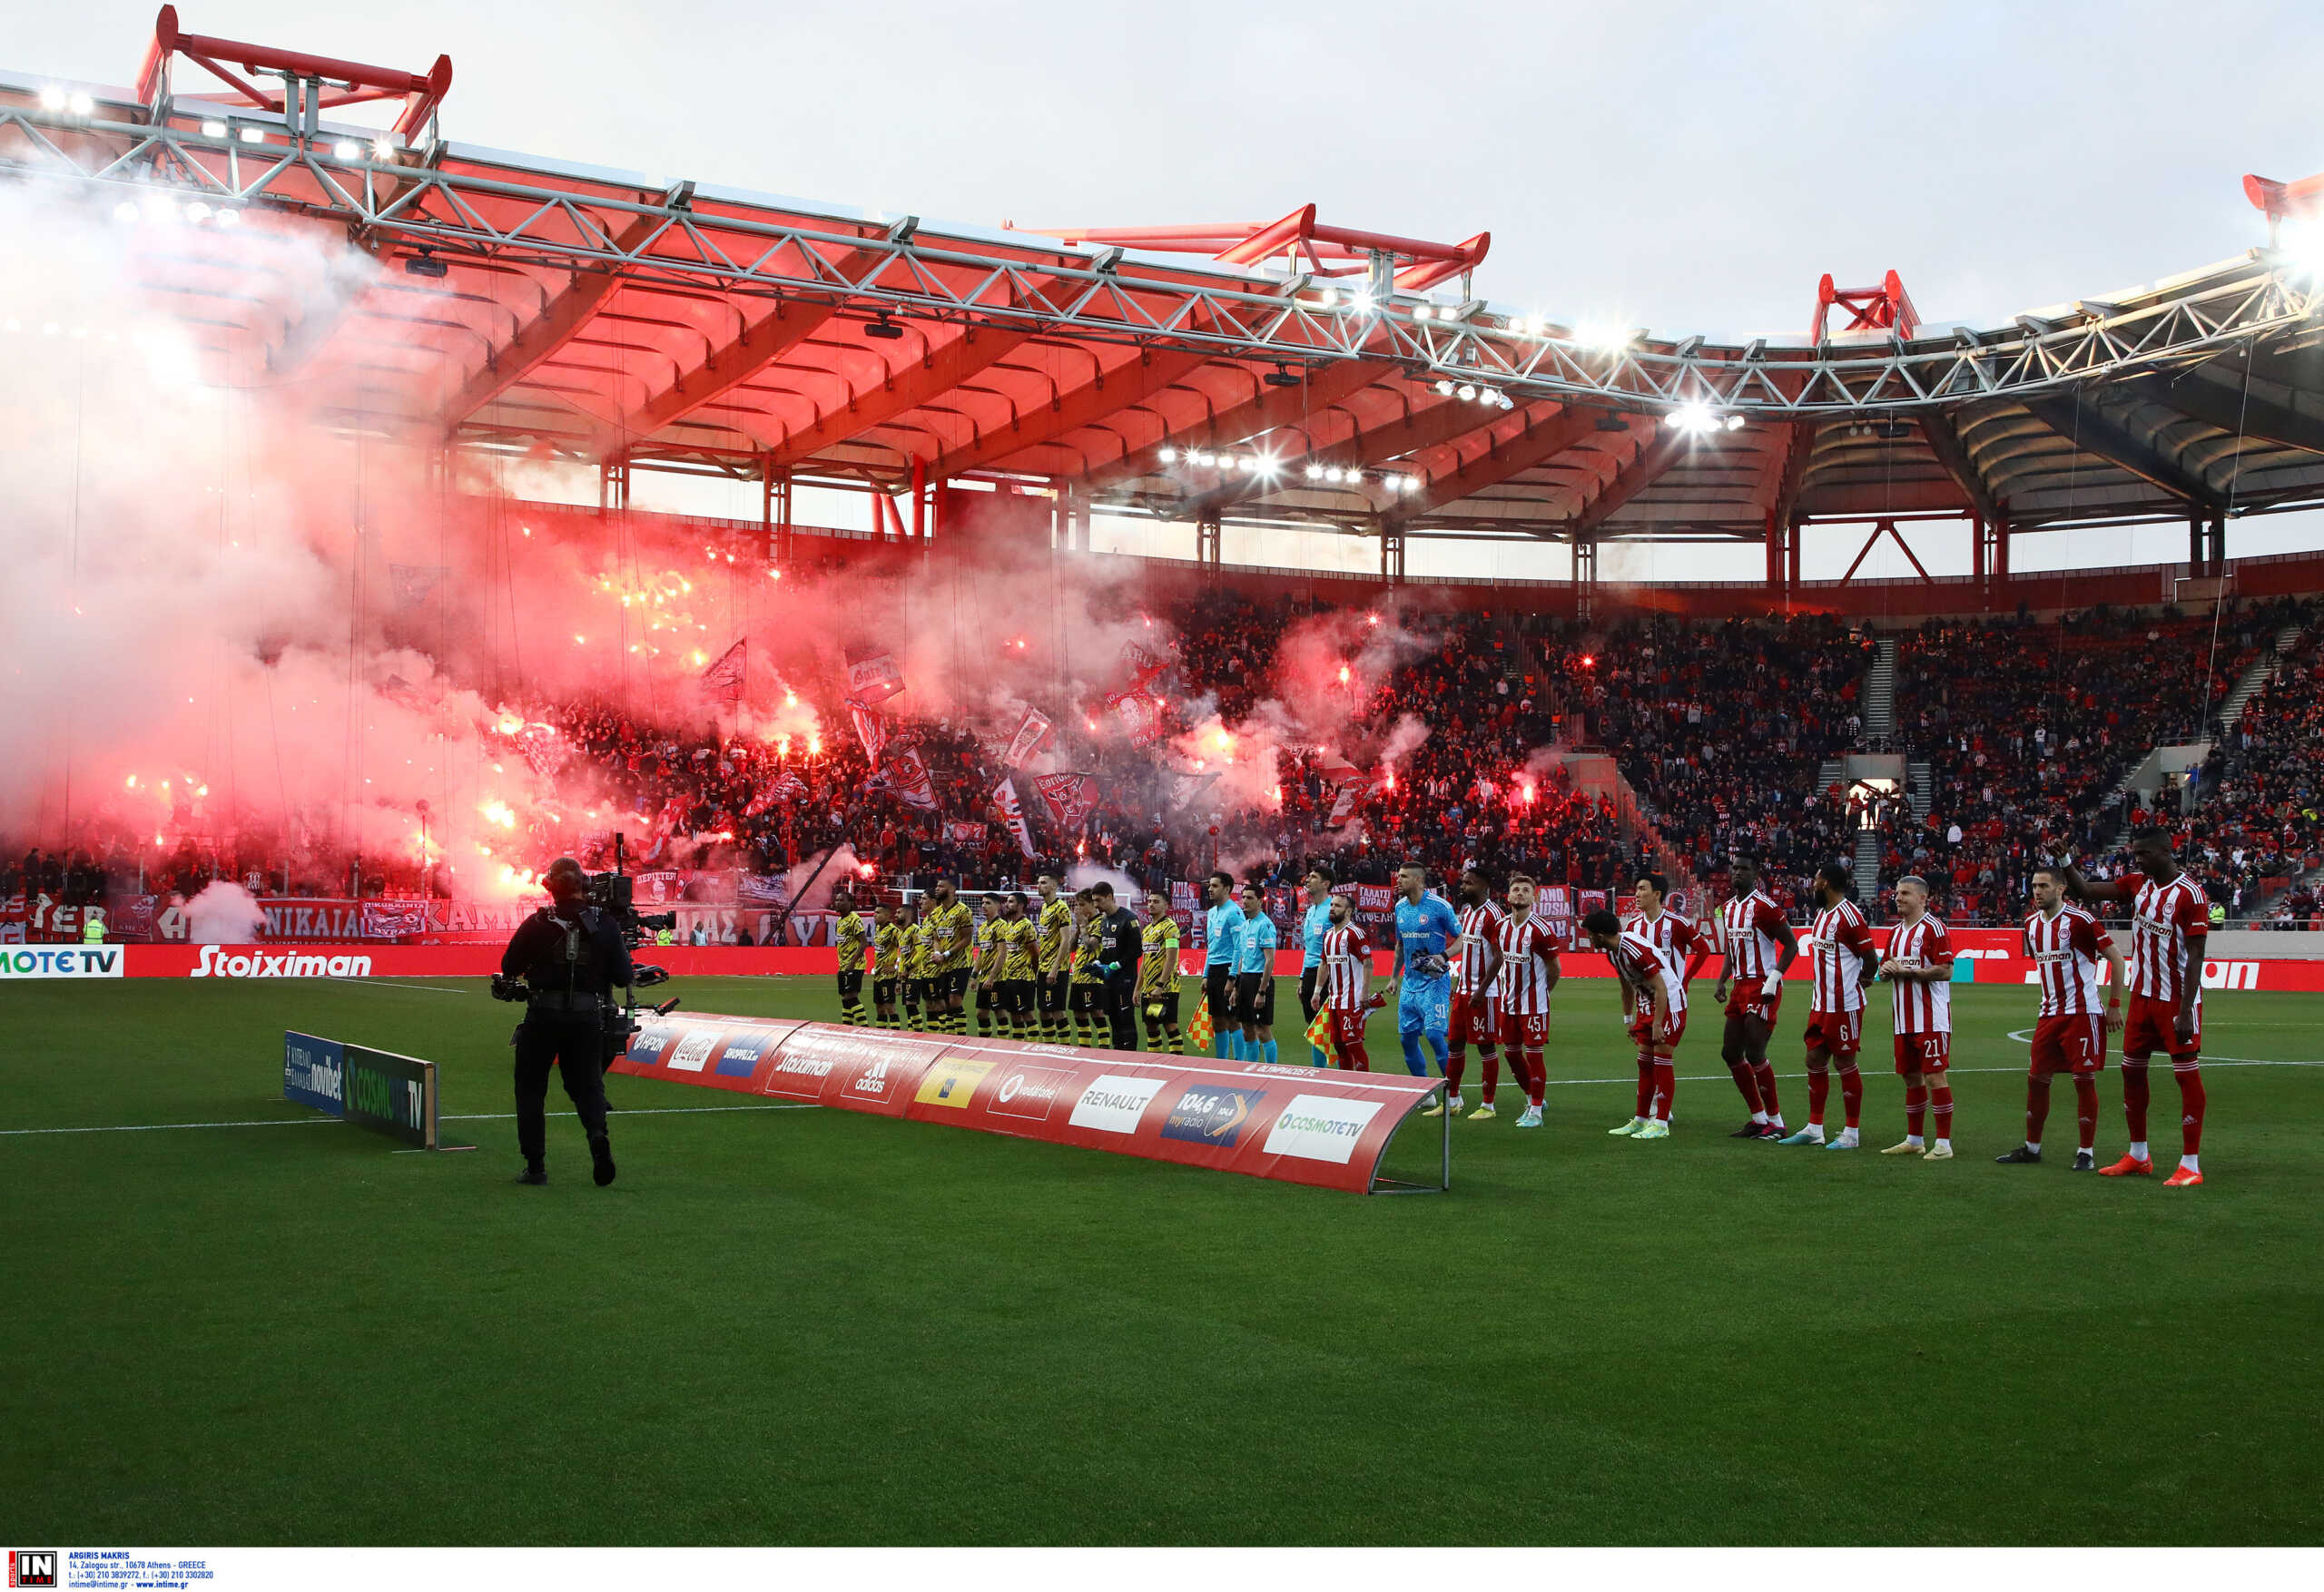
[499, 857, 632, 1188]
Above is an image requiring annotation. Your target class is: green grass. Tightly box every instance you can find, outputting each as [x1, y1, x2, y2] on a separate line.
[4, 973, 2321, 1546]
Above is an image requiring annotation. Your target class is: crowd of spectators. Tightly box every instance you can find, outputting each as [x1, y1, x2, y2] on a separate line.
[1875, 598, 2316, 922]
[12, 584, 2324, 933]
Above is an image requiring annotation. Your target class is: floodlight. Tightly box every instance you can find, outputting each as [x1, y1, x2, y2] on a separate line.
[1434, 379, 1455, 397]
[1413, 305, 1433, 321]
[39, 85, 65, 111]
[333, 140, 362, 160]
[1457, 384, 1478, 401]
[1725, 414, 1746, 431]
[1305, 463, 1324, 480]
[67, 93, 94, 116]
[1346, 290, 1374, 314]
[200, 120, 226, 136]
[239, 127, 264, 144]
[1157, 447, 1178, 464]
[113, 201, 138, 223]
[184, 201, 211, 221]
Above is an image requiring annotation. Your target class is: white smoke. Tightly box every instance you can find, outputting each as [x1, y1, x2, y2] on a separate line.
[182, 880, 267, 945]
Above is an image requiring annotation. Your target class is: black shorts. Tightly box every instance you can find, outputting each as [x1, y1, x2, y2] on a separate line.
[1234, 970, 1275, 1027]
[975, 981, 996, 1010]
[937, 968, 970, 1002]
[1069, 983, 1103, 1017]
[999, 978, 1036, 1017]
[872, 978, 899, 1007]
[837, 969, 863, 1001]
[1038, 970, 1068, 1015]
[1206, 967, 1235, 1027]
[1140, 990, 1182, 1027]
[1298, 965, 1319, 1022]
[903, 978, 927, 1008]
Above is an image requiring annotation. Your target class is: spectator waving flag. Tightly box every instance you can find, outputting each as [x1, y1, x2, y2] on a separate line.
[884, 747, 938, 810]
[846, 697, 889, 764]
[700, 641, 747, 703]
[1003, 706, 1054, 769]
[994, 778, 1038, 858]
[844, 644, 905, 704]
[1033, 772, 1098, 830]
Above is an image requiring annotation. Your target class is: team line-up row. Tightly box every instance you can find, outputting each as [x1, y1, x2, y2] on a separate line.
[818, 834, 2215, 1185]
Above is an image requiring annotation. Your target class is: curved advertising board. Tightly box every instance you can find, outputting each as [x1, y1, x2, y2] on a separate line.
[610, 1016, 1447, 1194]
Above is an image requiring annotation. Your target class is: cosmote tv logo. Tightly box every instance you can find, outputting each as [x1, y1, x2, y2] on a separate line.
[192, 945, 374, 978]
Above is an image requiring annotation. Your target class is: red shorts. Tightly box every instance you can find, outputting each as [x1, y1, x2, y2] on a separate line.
[1449, 991, 1499, 1048]
[2030, 1012, 2107, 1076]
[1326, 1007, 1370, 1051]
[1893, 1031, 1951, 1075]
[1803, 1007, 1862, 1058]
[1725, 976, 1783, 1025]
[1628, 1002, 1685, 1050]
[1502, 1010, 1551, 1049]
[2122, 991, 2200, 1060]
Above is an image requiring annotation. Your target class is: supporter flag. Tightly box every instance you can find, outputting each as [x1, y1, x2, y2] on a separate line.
[1119, 640, 1170, 691]
[517, 724, 568, 778]
[746, 772, 809, 816]
[1033, 771, 1098, 830]
[1104, 686, 1167, 746]
[1163, 767, 1220, 813]
[378, 674, 432, 712]
[738, 873, 789, 907]
[945, 821, 989, 846]
[700, 641, 748, 703]
[1003, 706, 1054, 769]
[994, 778, 1038, 859]
[361, 899, 429, 939]
[846, 697, 888, 764]
[882, 747, 938, 810]
[844, 645, 905, 703]
[389, 564, 448, 610]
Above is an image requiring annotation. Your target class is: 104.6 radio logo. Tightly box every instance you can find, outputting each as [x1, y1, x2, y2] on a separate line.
[8, 1549, 57, 1588]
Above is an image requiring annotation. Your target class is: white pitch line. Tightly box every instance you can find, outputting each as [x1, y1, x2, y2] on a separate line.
[0, 1103, 809, 1138]
[332, 976, 473, 995]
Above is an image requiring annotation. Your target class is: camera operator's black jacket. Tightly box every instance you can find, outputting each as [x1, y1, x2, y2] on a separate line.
[502, 903, 635, 1016]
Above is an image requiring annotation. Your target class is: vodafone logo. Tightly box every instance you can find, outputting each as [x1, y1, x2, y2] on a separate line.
[193, 946, 373, 978]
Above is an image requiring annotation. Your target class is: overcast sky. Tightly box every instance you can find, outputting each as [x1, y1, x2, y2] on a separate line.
[19, 1, 2324, 577]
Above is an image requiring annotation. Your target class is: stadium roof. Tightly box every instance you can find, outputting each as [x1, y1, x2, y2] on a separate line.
[8, 9, 2324, 570]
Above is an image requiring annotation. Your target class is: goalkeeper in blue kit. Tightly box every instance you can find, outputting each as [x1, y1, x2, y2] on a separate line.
[1389, 861, 1461, 1077]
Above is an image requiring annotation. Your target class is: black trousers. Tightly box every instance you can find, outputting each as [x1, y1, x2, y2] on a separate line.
[513, 1016, 608, 1167]
[1104, 976, 1139, 1051]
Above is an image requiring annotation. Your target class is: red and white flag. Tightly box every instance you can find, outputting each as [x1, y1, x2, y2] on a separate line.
[994, 778, 1038, 859]
[844, 645, 904, 703]
[1033, 771, 1098, 830]
[700, 640, 747, 703]
[1003, 706, 1054, 769]
[846, 697, 888, 764]
[881, 747, 937, 810]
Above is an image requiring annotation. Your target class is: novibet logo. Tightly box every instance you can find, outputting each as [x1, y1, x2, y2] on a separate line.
[192, 945, 373, 978]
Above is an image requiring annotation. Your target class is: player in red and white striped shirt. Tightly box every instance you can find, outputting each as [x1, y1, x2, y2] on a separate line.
[1442, 867, 1506, 1118]
[1876, 875, 1956, 1159]
[1489, 875, 1561, 1127]
[2064, 831, 2211, 1185]
[1614, 873, 1709, 1138]
[1998, 868, 2124, 1170]
[1711, 854, 1798, 1139]
[1317, 895, 1376, 1072]
[1778, 863, 1877, 1148]
[1581, 901, 1679, 1142]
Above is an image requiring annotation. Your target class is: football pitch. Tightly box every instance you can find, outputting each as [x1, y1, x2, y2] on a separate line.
[5, 975, 2321, 1547]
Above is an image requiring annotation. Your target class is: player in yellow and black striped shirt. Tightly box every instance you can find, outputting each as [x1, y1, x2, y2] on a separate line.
[920, 880, 975, 1036]
[832, 893, 870, 1027]
[1032, 871, 1078, 1043]
[871, 902, 905, 1028]
[971, 897, 1005, 1037]
[899, 905, 932, 1031]
[1137, 890, 1186, 1054]
[990, 892, 1040, 1038]
[1068, 889, 1108, 1047]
